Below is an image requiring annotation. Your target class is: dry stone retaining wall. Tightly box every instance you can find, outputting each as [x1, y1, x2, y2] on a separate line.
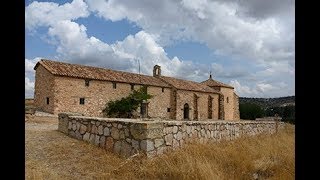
[58, 113, 284, 158]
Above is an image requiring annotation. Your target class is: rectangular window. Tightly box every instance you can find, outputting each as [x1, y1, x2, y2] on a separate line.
[162, 87, 164, 92]
[46, 97, 49, 105]
[113, 82, 117, 89]
[227, 97, 229, 103]
[85, 79, 90, 86]
[167, 108, 171, 112]
[131, 84, 134, 90]
[80, 98, 85, 105]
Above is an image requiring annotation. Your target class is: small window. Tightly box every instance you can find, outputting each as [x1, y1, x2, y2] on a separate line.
[227, 97, 229, 103]
[85, 79, 90, 86]
[131, 84, 134, 90]
[113, 82, 117, 89]
[46, 97, 49, 105]
[162, 87, 164, 92]
[167, 108, 171, 112]
[80, 98, 85, 105]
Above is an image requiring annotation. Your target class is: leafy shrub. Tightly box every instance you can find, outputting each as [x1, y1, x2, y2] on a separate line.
[102, 86, 152, 118]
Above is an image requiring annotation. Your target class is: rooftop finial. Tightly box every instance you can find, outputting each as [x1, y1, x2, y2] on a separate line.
[153, 65, 161, 77]
[209, 71, 212, 79]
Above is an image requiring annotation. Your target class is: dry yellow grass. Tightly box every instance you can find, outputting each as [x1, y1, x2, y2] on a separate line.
[25, 115, 294, 180]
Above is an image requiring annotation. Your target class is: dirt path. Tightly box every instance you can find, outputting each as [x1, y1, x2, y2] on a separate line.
[25, 115, 124, 180]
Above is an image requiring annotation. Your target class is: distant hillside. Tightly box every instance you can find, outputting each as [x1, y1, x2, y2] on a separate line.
[239, 96, 295, 109]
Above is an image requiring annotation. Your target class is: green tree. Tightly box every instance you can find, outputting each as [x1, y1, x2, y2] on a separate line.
[239, 103, 265, 120]
[265, 105, 295, 124]
[282, 105, 295, 123]
[102, 86, 152, 118]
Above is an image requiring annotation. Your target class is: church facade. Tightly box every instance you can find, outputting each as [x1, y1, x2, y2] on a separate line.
[33, 59, 240, 120]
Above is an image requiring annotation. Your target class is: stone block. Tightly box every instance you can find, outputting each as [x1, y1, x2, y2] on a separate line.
[72, 123, 77, 131]
[140, 139, 154, 152]
[91, 125, 97, 134]
[95, 135, 100, 146]
[89, 134, 95, 144]
[75, 131, 82, 140]
[80, 125, 87, 135]
[154, 138, 164, 148]
[119, 130, 125, 139]
[111, 127, 120, 140]
[130, 124, 146, 140]
[131, 139, 139, 150]
[103, 127, 110, 136]
[100, 136, 106, 148]
[96, 121, 101, 126]
[174, 131, 183, 141]
[165, 134, 173, 145]
[83, 132, 90, 141]
[98, 125, 103, 135]
[200, 129, 206, 137]
[186, 126, 191, 134]
[173, 126, 178, 133]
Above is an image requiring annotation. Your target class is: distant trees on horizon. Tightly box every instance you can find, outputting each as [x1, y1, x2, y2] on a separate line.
[239, 102, 295, 124]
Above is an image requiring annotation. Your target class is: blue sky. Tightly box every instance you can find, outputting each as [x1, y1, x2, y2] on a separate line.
[25, 0, 295, 98]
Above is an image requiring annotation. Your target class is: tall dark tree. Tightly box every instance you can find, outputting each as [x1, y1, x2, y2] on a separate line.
[239, 103, 265, 120]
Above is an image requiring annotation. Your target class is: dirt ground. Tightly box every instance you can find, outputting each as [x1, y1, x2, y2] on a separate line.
[25, 115, 126, 180]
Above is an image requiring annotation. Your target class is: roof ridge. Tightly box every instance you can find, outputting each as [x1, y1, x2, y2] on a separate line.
[36, 59, 171, 87]
[201, 78, 234, 88]
[161, 75, 204, 84]
[160, 76, 221, 94]
[40, 59, 157, 79]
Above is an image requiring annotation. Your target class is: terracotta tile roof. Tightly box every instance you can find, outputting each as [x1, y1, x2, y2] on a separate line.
[34, 59, 170, 87]
[201, 78, 234, 89]
[160, 76, 221, 94]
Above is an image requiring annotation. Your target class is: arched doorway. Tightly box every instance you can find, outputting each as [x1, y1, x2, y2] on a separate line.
[183, 103, 189, 120]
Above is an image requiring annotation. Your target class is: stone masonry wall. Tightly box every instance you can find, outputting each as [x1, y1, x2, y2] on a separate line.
[59, 113, 284, 158]
[220, 87, 236, 120]
[233, 92, 240, 120]
[53, 75, 170, 118]
[34, 65, 55, 113]
[147, 86, 171, 119]
[175, 90, 219, 120]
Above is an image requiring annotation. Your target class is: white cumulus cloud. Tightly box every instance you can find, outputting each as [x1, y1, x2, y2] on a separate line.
[25, 0, 89, 30]
[25, 77, 35, 98]
[25, 0, 294, 98]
